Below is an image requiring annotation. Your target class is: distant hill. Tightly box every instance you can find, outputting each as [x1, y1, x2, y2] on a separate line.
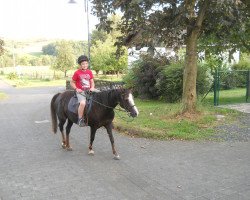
[4, 38, 56, 56]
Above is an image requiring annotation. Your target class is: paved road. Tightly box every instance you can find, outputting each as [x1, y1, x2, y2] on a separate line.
[0, 81, 249, 200]
[219, 104, 250, 114]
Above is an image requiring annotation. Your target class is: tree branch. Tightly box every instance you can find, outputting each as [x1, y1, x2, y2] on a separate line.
[196, 0, 209, 28]
[240, 37, 250, 52]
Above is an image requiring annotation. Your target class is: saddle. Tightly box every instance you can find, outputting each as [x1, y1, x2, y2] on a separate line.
[68, 92, 93, 115]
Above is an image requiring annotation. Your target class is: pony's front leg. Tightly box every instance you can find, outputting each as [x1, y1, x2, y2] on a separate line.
[88, 127, 97, 155]
[65, 120, 73, 151]
[105, 124, 120, 160]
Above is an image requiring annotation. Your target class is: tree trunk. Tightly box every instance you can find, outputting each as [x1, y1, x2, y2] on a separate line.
[182, 0, 208, 114]
[182, 32, 199, 113]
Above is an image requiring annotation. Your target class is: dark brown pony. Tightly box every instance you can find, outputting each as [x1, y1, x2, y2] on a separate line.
[50, 88, 139, 159]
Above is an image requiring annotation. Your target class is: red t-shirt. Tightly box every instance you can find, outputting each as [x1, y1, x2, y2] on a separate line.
[72, 69, 94, 90]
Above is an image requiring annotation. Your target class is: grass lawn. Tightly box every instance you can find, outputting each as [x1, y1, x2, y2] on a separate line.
[202, 88, 248, 105]
[0, 92, 7, 100]
[0, 75, 66, 88]
[114, 99, 240, 140]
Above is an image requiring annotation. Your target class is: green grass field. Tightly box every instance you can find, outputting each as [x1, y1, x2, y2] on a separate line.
[202, 88, 248, 105]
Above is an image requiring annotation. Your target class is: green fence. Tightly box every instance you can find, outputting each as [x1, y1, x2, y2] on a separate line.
[213, 70, 250, 106]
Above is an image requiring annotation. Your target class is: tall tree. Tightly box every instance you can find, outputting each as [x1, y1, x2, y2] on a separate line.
[70, 40, 88, 57]
[52, 41, 76, 77]
[91, 14, 128, 75]
[91, 29, 108, 46]
[91, 38, 128, 75]
[92, 0, 249, 113]
[0, 39, 4, 56]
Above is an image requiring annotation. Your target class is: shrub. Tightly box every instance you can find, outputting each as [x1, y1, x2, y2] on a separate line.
[7, 72, 18, 80]
[197, 63, 213, 95]
[232, 60, 250, 70]
[156, 62, 212, 102]
[219, 70, 248, 89]
[226, 54, 250, 88]
[123, 54, 169, 99]
[43, 78, 51, 82]
[156, 62, 183, 102]
[124, 54, 212, 102]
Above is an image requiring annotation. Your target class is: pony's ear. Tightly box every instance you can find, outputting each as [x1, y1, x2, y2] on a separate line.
[127, 87, 133, 92]
[118, 85, 123, 90]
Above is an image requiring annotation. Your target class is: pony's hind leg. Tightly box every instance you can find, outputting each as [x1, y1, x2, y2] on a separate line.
[58, 118, 66, 149]
[88, 127, 97, 155]
[61, 132, 66, 149]
[104, 124, 120, 160]
[65, 120, 74, 151]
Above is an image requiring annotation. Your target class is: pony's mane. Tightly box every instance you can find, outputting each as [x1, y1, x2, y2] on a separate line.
[93, 89, 123, 105]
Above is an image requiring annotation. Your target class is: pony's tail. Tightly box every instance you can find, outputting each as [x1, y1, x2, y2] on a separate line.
[50, 93, 60, 134]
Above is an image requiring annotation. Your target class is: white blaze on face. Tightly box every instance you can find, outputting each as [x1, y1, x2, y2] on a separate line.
[128, 93, 139, 116]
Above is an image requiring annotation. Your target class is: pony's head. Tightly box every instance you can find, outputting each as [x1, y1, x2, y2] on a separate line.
[118, 89, 139, 118]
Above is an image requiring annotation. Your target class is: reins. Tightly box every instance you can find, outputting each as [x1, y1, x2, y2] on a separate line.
[76, 90, 135, 122]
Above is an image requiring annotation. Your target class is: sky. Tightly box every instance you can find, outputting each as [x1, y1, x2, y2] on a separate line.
[0, 0, 99, 40]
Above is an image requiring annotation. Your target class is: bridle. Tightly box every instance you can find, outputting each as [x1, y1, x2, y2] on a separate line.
[77, 90, 135, 114]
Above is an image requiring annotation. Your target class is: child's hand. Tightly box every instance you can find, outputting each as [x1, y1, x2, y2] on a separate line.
[76, 88, 83, 93]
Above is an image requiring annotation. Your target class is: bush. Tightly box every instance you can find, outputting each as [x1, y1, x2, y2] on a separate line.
[219, 70, 248, 89]
[232, 60, 250, 70]
[228, 59, 250, 89]
[124, 54, 212, 102]
[7, 72, 18, 80]
[197, 63, 213, 95]
[123, 54, 169, 99]
[156, 62, 212, 102]
[156, 62, 183, 102]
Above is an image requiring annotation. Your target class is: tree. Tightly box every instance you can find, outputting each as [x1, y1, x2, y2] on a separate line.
[92, 0, 249, 113]
[91, 40, 109, 75]
[52, 41, 76, 77]
[92, 38, 128, 75]
[0, 39, 4, 56]
[91, 15, 128, 75]
[40, 55, 54, 66]
[42, 43, 57, 56]
[0, 50, 12, 67]
[91, 39, 116, 74]
[91, 29, 108, 46]
[70, 40, 88, 57]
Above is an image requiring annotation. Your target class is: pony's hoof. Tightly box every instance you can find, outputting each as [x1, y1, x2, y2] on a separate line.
[113, 154, 120, 160]
[88, 150, 95, 155]
[66, 146, 73, 151]
[62, 143, 66, 149]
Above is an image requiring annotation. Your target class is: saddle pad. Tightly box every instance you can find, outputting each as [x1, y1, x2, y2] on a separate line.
[68, 96, 79, 114]
[68, 94, 93, 115]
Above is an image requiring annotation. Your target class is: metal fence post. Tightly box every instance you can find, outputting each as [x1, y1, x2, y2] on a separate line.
[214, 69, 219, 106]
[246, 70, 250, 103]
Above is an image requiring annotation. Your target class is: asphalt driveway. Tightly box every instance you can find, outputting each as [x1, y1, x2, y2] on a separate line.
[0, 80, 249, 200]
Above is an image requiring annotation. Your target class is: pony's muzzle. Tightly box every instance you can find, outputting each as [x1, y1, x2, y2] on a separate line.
[130, 106, 139, 117]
